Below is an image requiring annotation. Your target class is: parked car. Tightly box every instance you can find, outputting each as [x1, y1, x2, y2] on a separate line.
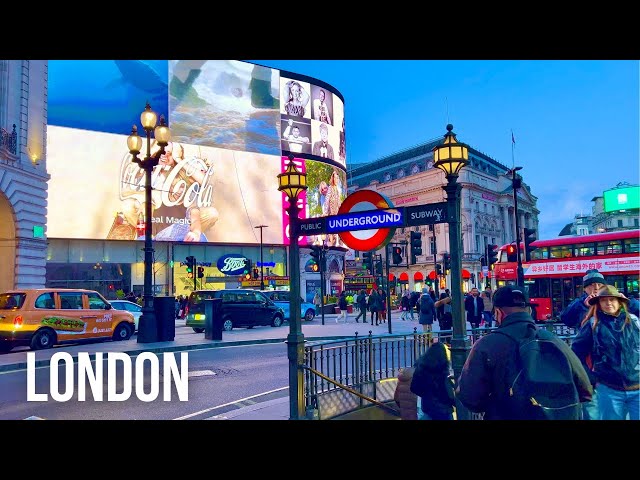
[0, 288, 135, 352]
[185, 289, 285, 333]
[260, 290, 316, 322]
[109, 300, 141, 332]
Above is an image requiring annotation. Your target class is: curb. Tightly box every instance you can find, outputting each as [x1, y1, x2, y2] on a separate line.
[0, 335, 356, 373]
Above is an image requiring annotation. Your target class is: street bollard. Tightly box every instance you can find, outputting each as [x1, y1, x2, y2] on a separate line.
[204, 298, 223, 340]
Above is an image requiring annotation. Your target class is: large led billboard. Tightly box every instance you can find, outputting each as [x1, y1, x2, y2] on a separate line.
[47, 60, 347, 246]
[603, 185, 640, 212]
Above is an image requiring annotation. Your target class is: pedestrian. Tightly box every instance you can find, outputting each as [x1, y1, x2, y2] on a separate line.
[559, 269, 607, 419]
[367, 289, 380, 325]
[393, 366, 418, 420]
[418, 287, 436, 335]
[378, 288, 387, 323]
[410, 341, 456, 420]
[464, 287, 484, 330]
[409, 290, 419, 321]
[438, 292, 453, 332]
[354, 289, 368, 323]
[481, 288, 494, 328]
[336, 291, 349, 323]
[400, 290, 411, 321]
[571, 285, 640, 420]
[456, 285, 593, 420]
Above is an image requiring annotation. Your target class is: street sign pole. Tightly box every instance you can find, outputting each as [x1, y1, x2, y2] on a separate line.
[385, 245, 392, 334]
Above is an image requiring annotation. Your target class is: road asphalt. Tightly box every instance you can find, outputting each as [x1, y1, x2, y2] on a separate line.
[4, 310, 437, 420]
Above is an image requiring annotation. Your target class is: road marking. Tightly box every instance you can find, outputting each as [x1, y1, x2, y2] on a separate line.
[173, 386, 288, 420]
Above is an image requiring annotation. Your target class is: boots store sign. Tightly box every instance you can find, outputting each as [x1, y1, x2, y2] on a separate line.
[217, 254, 249, 276]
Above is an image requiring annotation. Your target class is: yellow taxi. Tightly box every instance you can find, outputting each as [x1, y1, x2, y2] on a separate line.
[0, 288, 136, 352]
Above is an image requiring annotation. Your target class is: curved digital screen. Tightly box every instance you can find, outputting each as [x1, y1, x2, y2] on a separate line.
[47, 60, 346, 247]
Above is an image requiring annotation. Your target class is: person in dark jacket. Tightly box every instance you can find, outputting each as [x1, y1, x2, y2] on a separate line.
[418, 287, 436, 333]
[561, 269, 639, 328]
[336, 291, 349, 323]
[410, 341, 455, 420]
[456, 285, 593, 420]
[367, 289, 382, 325]
[571, 285, 639, 420]
[464, 287, 484, 329]
[354, 289, 368, 323]
[400, 289, 411, 321]
[409, 291, 420, 321]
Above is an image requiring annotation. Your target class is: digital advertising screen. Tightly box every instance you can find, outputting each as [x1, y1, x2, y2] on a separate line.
[603, 185, 640, 212]
[47, 60, 347, 246]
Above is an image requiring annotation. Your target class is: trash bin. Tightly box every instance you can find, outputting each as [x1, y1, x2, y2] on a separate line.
[204, 298, 223, 340]
[154, 296, 176, 342]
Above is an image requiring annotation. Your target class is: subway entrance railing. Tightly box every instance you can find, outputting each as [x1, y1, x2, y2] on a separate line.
[302, 323, 577, 420]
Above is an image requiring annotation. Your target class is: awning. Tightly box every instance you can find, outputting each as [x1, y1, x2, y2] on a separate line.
[388, 273, 395, 281]
[462, 269, 471, 280]
[414, 272, 424, 281]
[428, 270, 437, 280]
[399, 272, 409, 283]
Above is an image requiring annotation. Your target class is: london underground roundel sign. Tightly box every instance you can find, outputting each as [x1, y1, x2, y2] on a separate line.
[338, 190, 396, 251]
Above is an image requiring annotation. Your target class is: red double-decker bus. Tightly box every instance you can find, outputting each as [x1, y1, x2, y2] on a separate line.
[492, 229, 639, 322]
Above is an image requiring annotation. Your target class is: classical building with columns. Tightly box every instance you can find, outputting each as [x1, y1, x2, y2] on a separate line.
[347, 138, 539, 293]
[0, 60, 49, 291]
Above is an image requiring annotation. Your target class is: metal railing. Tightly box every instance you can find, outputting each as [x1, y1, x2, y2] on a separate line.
[303, 322, 577, 419]
[0, 124, 18, 155]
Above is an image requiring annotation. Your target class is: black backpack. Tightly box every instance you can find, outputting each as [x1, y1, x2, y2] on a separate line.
[420, 295, 432, 314]
[494, 326, 582, 420]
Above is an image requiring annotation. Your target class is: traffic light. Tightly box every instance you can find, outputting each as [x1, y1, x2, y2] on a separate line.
[435, 263, 442, 276]
[391, 246, 403, 265]
[375, 259, 383, 276]
[243, 272, 251, 281]
[253, 267, 260, 279]
[362, 251, 373, 274]
[185, 256, 196, 274]
[310, 245, 321, 269]
[523, 228, 537, 261]
[410, 231, 422, 264]
[506, 243, 518, 262]
[197, 266, 205, 279]
[443, 253, 451, 272]
[487, 244, 499, 267]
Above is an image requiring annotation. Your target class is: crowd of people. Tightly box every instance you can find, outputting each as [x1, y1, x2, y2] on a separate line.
[393, 269, 639, 421]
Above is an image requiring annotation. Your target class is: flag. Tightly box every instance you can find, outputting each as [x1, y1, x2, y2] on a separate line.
[511, 131, 516, 145]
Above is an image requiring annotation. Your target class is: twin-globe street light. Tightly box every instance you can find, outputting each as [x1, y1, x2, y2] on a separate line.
[278, 154, 307, 420]
[127, 102, 171, 343]
[432, 124, 470, 388]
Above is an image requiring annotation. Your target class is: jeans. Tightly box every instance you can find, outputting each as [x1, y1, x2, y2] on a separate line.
[482, 311, 494, 328]
[582, 389, 599, 420]
[596, 383, 639, 420]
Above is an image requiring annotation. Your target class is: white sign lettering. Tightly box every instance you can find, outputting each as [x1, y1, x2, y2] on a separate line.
[220, 257, 247, 272]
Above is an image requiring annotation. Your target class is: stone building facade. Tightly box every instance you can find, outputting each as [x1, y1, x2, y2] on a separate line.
[0, 60, 49, 291]
[347, 137, 540, 292]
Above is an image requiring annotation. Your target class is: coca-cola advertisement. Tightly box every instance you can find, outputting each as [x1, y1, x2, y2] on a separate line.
[47, 126, 283, 244]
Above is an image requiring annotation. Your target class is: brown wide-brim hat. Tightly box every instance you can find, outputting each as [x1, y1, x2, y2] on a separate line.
[588, 284, 629, 305]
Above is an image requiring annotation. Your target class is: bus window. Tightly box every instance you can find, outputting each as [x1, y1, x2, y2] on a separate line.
[574, 243, 595, 257]
[527, 278, 550, 298]
[597, 240, 622, 255]
[551, 279, 563, 317]
[623, 238, 639, 254]
[531, 247, 548, 260]
[550, 246, 572, 259]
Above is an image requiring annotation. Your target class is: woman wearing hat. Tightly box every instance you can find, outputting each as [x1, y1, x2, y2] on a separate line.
[571, 285, 640, 420]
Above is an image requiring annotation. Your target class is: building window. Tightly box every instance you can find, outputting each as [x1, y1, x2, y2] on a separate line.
[476, 234, 480, 252]
[635, 218, 639, 227]
[475, 202, 479, 211]
[430, 237, 436, 255]
[397, 168, 405, 178]
[617, 219, 623, 228]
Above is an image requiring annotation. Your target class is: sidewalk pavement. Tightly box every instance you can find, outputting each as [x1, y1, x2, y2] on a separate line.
[2, 309, 439, 420]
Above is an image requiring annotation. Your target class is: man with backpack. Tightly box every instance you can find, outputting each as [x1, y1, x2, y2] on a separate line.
[456, 285, 593, 420]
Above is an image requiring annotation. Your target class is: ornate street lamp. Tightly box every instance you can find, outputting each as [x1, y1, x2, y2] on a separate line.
[127, 102, 171, 343]
[278, 154, 307, 420]
[433, 123, 470, 387]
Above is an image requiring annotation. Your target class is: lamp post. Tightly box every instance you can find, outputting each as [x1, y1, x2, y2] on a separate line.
[510, 166, 525, 287]
[255, 225, 268, 290]
[320, 237, 328, 326]
[127, 102, 171, 343]
[278, 154, 308, 420]
[433, 124, 471, 419]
